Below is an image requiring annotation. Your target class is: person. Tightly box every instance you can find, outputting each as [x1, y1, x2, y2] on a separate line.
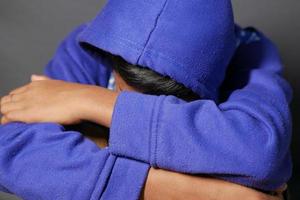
[0, 0, 291, 199]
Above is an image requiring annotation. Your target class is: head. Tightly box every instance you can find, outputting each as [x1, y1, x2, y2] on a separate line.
[79, 0, 236, 100]
[109, 54, 200, 102]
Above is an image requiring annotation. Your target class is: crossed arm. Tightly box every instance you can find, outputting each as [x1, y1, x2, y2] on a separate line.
[0, 26, 290, 199]
[0, 76, 284, 200]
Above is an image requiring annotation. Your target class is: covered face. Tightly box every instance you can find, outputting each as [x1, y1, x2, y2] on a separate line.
[79, 0, 237, 101]
[109, 54, 201, 101]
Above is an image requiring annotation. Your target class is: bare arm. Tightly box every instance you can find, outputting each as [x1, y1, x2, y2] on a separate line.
[77, 123, 284, 200]
[0, 77, 285, 200]
[142, 168, 284, 200]
[0, 77, 116, 126]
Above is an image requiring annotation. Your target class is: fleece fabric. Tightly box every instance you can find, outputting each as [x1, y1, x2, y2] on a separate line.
[0, 123, 149, 200]
[0, 1, 292, 199]
[78, 0, 292, 191]
[108, 27, 293, 190]
[79, 0, 236, 100]
[0, 26, 149, 200]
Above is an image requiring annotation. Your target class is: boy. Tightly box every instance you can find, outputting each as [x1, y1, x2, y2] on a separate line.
[0, 0, 291, 199]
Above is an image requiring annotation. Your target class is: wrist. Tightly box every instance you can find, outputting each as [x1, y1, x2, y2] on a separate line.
[78, 85, 118, 127]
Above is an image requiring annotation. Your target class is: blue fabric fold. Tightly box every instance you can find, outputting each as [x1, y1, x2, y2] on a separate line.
[108, 30, 293, 191]
[79, 0, 237, 100]
[0, 25, 149, 199]
[0, 0, 293, 197]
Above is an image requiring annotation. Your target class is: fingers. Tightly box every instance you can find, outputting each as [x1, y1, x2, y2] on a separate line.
[1, 93, 24, 106]
[1, 94, 26, 124]
[8, 74, 49, 95]
[1, 101, 25, 115]
[9, 85, 29, 95]
[0, 95, 12, 105]
[31, 74, 51, 82]
[1, 110, 32, 124]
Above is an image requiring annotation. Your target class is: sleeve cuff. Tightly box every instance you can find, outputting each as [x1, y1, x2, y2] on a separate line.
[101, 157, 150, 200]
[109, 91, 164, 166]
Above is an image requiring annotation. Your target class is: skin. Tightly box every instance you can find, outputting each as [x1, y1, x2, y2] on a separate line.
[0, 74, 285, 200]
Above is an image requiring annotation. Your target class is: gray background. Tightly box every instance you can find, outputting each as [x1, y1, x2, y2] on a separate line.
[0, 0, 299, 199]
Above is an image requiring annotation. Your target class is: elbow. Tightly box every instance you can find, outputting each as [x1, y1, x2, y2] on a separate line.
[246, 125, 292, 190]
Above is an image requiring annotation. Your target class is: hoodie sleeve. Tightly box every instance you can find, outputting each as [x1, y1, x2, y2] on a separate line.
[0, 122, 149, 200]
[0, 26, 150, 199]
[109, 29, 293, 191]
[44, 24, 112, 87]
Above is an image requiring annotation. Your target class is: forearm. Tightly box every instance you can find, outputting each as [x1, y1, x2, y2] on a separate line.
[77, 85, 117, 127]
[84, 135, 283, 200]
[142, 168, 283, 200]
[106, 30, 293, 190]
[0, 81, 116, 126]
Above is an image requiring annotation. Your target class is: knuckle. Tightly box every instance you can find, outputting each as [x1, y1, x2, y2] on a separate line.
[9, 90, 15, 95]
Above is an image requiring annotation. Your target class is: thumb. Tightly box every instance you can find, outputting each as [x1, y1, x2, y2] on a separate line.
[31, 74, 51, 82]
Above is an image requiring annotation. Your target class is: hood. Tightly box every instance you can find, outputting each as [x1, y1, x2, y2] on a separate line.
[79, 0, 237, 100]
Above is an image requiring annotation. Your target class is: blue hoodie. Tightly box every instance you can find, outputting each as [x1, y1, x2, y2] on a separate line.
[79, 0, 236, 100]
[0, 0, 292, 199]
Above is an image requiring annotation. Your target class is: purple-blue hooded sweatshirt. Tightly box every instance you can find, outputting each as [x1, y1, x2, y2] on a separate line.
[0, 0, 292, 199]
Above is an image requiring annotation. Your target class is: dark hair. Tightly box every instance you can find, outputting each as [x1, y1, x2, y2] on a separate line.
[109, 54, 200, 102]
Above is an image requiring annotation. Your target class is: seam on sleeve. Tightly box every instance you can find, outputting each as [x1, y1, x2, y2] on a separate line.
[151, 95, 166, 167]
[148, 97, 157, 166]
[137, 0, 168, 63]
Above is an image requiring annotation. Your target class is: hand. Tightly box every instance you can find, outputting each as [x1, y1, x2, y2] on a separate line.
[1, 75, 83, 125]
[0, 75, 117, 126]
[142, 168, 285, 200]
